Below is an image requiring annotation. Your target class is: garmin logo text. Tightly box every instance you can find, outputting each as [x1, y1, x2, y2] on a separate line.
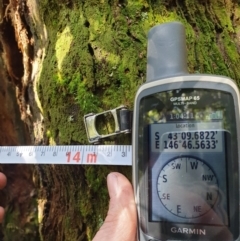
[170, 96, 200, 102]
[171, 227, 206, 235]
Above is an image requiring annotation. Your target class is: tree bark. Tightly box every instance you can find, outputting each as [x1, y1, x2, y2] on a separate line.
[0, 0, 240, 240]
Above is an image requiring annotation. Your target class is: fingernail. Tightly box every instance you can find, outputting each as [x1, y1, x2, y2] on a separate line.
[107, 173, 119, 197]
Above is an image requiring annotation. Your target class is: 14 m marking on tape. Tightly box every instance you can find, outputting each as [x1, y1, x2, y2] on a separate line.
[0, 145, 132, 166]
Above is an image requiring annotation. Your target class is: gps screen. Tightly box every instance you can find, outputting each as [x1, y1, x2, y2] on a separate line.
[138, 88, 238, 226]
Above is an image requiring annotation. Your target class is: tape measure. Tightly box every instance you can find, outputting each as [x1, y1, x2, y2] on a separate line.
[0, 145, 132, 165]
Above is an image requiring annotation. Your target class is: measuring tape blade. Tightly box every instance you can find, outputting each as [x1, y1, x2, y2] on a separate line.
[0, 145, 132, 166]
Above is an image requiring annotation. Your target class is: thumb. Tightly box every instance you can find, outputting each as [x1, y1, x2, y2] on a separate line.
[92, 172, 137, 241]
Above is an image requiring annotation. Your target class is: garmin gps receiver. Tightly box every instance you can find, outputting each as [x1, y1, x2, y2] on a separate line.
[133, 22, 240, 241]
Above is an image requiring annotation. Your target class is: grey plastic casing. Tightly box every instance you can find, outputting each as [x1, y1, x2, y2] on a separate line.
[132, 22, 240, 241]
[146, 22, 188, 82]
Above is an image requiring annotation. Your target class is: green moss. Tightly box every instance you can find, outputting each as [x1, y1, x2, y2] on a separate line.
[38, 1, 150, 143]
[3, 201, 40, 241]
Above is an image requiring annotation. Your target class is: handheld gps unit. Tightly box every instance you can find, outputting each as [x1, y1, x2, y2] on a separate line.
[133, 22, 240, 241]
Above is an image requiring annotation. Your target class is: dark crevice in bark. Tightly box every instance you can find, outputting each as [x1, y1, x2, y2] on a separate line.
[0, 20, 24, 87]
[84, 20, 90, 27]
[87, 43, 94, 56]
[127, 29, 141, 43]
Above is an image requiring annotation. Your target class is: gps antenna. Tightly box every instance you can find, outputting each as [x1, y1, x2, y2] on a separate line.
[146, 22, 188, 82]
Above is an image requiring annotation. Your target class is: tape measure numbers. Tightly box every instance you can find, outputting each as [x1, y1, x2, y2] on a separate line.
[0, 145, 132, 165]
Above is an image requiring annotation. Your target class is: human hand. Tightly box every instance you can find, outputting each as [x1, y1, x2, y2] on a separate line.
[0, 172, 6, 223]
[92, 172, 137, 241]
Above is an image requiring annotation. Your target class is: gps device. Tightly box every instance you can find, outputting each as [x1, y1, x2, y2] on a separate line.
[133, 22, 240, 241]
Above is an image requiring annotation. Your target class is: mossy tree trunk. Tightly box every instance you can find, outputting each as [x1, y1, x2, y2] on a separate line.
[1, 0, 240, 240]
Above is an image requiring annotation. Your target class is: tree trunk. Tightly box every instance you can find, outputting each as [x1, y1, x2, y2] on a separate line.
[0, 0, 240, 240]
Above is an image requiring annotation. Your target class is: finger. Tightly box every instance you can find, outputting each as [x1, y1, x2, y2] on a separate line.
[0, 207, 5, 223]
[0, 173, 7, 189]
[92, 172, 137, 241]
